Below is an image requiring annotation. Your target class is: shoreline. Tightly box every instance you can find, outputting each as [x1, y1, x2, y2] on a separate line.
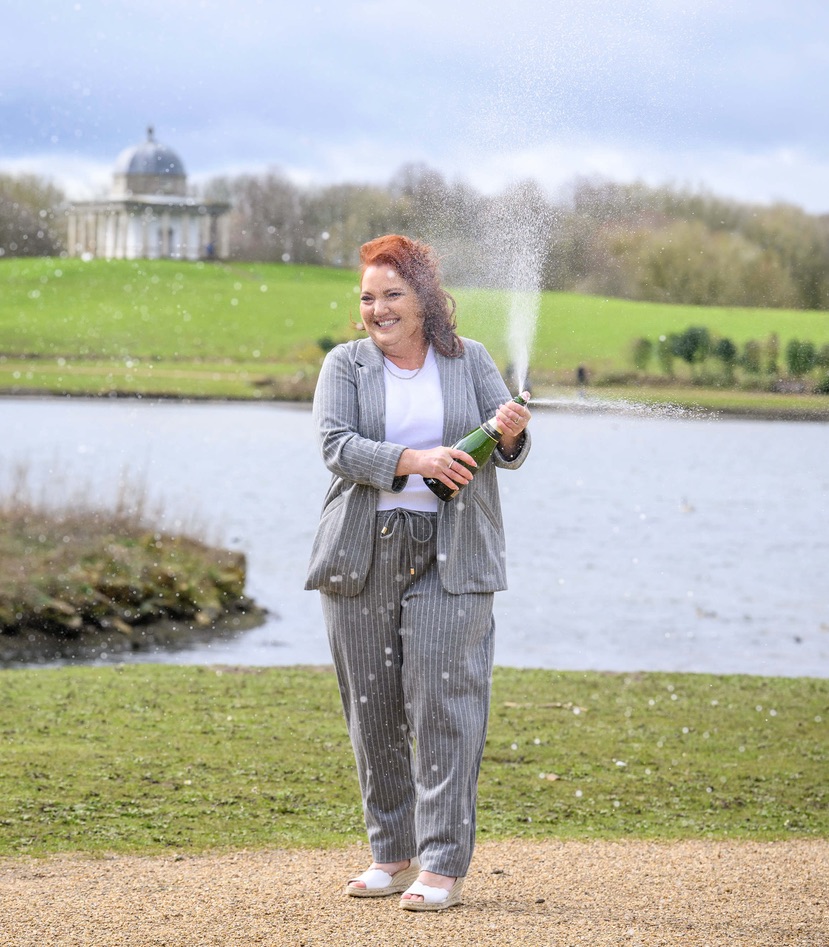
[2, 387, 828, 422]
[0, 607, 267, 668]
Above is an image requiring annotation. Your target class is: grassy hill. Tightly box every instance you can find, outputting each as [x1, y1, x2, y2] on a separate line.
[2, 257, 829, 413]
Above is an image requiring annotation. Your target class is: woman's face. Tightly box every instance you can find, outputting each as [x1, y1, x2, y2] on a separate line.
[359, 264, 426, 360]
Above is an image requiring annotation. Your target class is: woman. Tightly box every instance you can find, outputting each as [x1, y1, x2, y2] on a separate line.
[305, 234, 531, 911]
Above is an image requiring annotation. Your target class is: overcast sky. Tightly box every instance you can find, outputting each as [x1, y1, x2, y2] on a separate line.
[2, 0, 828, 212]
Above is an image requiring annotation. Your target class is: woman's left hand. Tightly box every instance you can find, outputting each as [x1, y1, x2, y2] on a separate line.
[496, 391, 531, 458]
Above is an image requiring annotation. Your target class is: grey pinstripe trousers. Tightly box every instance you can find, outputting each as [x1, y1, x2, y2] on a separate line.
[321, 508, 495, 878]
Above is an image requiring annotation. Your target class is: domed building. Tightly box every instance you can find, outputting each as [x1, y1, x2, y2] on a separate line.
[67, 127, 230, 260]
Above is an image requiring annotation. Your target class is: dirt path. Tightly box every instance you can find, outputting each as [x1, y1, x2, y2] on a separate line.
[1, 839, 826, 946]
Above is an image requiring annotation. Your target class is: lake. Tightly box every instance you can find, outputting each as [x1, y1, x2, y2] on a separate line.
[1, 397, 827, 677]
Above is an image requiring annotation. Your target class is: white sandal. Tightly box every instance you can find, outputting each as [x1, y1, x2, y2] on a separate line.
[400, 876, 465, 911]
[345, 859, 420, 898]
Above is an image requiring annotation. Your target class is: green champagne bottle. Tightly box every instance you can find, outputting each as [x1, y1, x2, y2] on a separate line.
[424, 392, 529, 502]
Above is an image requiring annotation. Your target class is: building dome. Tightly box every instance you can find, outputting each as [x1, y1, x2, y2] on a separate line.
[112, 127, 187, 197]
[68, 126, 230, 262]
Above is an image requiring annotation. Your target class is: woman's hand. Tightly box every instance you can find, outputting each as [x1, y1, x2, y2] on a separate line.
[496, 391, 531, 459]
[396, 447, 477, 487]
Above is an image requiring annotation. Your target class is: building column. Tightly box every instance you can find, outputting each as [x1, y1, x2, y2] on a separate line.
[67, 213, 77, 257]
[119, 211, 129, 258]
[190, 212, 197, 259]
[97, 213, 107, 257]
[218, 214, 230, 259]
[200, 213, 210, 258]
[105, 213, 116, 258]
[180, 211, 189, 259]
[161, 211, 171, 257]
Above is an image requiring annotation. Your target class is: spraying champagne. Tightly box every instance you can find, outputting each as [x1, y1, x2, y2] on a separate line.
[424, 392, 530, 502]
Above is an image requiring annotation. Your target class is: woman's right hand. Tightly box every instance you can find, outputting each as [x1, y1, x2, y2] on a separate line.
[396, 447, 477, 487]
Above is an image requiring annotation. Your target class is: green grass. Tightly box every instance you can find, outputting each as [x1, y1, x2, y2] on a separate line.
[0, 357, 319, 400]
[524, 292, 829, 376]
[0, 257, 360, 362]
[3, 258, 829, 410]
[0, 665, 825, 856]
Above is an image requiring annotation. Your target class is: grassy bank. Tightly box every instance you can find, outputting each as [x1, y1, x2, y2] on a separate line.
[0, 477, 261, 662]
[3, 257, 829, 415]
[0, 665, 825, 856]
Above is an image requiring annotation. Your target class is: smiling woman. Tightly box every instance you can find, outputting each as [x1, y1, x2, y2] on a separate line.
[305, 233, 532, 911]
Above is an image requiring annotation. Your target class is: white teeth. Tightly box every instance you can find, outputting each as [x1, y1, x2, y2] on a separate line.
[377, 319, 398, 327]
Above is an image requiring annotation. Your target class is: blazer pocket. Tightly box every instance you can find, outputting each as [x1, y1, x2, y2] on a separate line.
[473, 491, 502, 533]
[305, 486, 374, 595]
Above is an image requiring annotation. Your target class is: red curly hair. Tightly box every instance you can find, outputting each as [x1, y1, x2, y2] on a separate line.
[359, 234, 463, 358]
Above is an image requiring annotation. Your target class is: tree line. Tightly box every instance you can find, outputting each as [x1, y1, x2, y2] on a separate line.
[631, 327, 829, 393]
[3, 164, 829, 311]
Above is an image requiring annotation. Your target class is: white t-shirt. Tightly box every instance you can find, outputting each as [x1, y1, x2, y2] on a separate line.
[377, 346, 443, 512]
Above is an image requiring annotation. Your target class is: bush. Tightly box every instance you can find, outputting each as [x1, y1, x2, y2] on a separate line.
[631, 337, 653, 372]
[656, 335, 675, 376]
[765, 333, 780, 375]
[713, 337, 738, 383]
[741, 339, 763, 375]
[672, 326, 711, 369]
[713, 337, 737, 363]
[786, 338, 817, 376]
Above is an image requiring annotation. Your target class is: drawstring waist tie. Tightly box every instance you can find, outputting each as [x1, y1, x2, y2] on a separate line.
[379, 509, 435, 576]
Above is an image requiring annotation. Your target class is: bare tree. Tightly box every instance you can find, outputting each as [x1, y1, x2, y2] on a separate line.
[0, 174, 66, 257]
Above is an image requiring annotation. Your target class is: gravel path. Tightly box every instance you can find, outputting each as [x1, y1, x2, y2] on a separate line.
[1, 839, 826, 946]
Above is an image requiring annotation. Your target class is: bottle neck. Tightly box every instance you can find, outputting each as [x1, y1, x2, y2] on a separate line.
[481, 417, 502, 440]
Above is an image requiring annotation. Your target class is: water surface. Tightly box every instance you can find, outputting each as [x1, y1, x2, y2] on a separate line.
[2, 398, 826, 677]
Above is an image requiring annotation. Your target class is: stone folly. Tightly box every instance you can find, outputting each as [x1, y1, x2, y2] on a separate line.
[66, 127, 230, 261]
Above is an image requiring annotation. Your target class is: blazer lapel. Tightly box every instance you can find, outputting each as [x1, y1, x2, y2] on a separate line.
[437, 351, 472, 444]
[354, 338, 386, 442]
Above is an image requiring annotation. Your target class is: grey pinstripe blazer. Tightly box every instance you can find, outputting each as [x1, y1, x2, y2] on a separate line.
[305, 336, 531, 596]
